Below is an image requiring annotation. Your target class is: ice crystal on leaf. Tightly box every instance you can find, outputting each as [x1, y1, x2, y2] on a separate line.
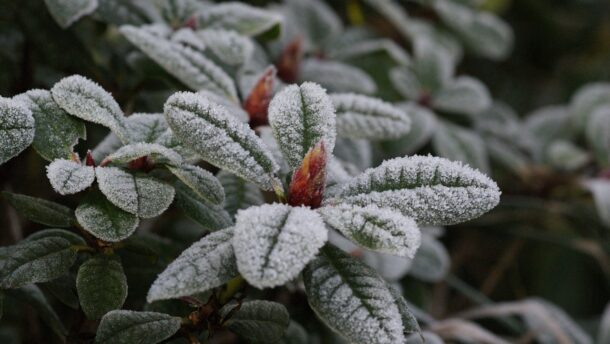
[197, 29, 254, 66]
[194, 2, 282, 37]
[95, 310, 181, 344]
[197, 90, 248, 123]
[0, 97, 35, 165]
[75, 192, 139, 242]
[167, 164, 224, 205]
[299, 59, 377, 95]
[101, 143, 183, 167]
[233, 204, 328, 288]
[46, 159, 95, 195]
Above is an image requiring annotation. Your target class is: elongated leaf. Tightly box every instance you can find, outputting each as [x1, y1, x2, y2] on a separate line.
[174, 182, 233, 231]
[586, 106, 610, 166]
[328, 39, 410, 66]
[197, 29, 253, 66]
[195, 2, 282, 37]
[233, 204, 328, 288]
[268, 82, 336, 169]
[164, 91, 279, 190]
[326, 155, 500, 225]
[197, 89, 249, 123]
[2, 192, 75, 227]
[432, 76, 491, 116]
[217, 170, 265, 217]
[432, 121, 490, 173]
[332, 93, 411, 139]
[221, 300, 290, 342]
[0, 97, 35, 165]
[46, 159, 95, 195]
[75, 193, 139, 242]
[102, 143, 183, 166]
[570, 82, 610, 131]
[167, 164, 224, 205]
[95, 310, 181, 344]
[14, 89, 86, 161]
[77, 256, 127, 319]
[147, 227, 237, 302]
[303, 245, 417, 344]
[44, 0, 98, 28]
[9, 285, 67, 337]
[299, 59, 377, 95]
[409, 234, 449, 282]
[26, 228, 86, 246]
[96, 166, 175, 218]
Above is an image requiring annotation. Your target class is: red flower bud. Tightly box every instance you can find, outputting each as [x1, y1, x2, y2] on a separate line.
[288, 141, 327, 208]
[243, 66, 276, 127]
[85, 150, 96, 167]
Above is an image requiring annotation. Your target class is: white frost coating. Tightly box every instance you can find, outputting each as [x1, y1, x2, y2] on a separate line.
[433, 76, 491, 116]
[196, 29, 254, 66]
[46, 159, 95, 195]
[164, 92, 279, 191]
[103, 143, 183, 166]
[44, 0, 98, 28]
[583, 179, 610, 229]
[258, 126, 290, 175]
[75, 195, 139, 242]
[167, 164, 225, 205]
[585, 106, 610, 165]
[268, 82, 336, 169]
[299, 59, 377, 95]
[126, 113, 168, 143]
[0, 97, 35, 165]
[171, 28, 205, 51]
[95, 166, 175, 218]
[51, 75, 129, 143]
[390, 66, 422, 101]
[147, 227, 237, 302]
[196, 90, 249, 123]
[329, 39, 411, 66]
[326, 155, 501, 225]
[195, 2, 282, 37]
[319, 204, 421, 258]
[331, 93, 411, 139]
[217, 170, 264, 217]
[120, 25, 238, 99]
[233, 204, 328, 288]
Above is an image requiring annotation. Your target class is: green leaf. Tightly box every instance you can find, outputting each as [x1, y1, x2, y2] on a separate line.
[217, 170, 265, 217]
[409, 234, 449, 282]
[127, 113, 169, 144]
[195, 2, 282, 37]
[2, 192, 75, 227]
[174, 182, 233, 231]
[42, 274, 80, 309]
[432, 121, 490, 173]
[381, 103, 437, 156]
[167, 164, 224, 205]
[95, 310, 181, 344]
[570, 82, 610, 131]
[147, 227, 237, 302]
[102, 143, 183, 166]
[411, 38, 455, 92]
[221, 300, 290, 343]
[586, 106, 610, 166]
[545, 140, 589, 171]
[197, 29, 254, 66]
[583, 179, 610, 229]
[46, 159, 95, 195]
[44, 0, 98, 28]
[432, 76, 491, 116]
[524, 105, 574, 162]
[14, 89, 86, 161]
[283, 0, 343, 48]
[299, 59, 377, 95]
[77, 256, 128, 319]
[279, 321, 309, 344]
[0, 97, 35, 165]
[94, 0, 161, 26]
[388, 284, 421, 337]
[26, 228, 86, 246]
[0, 237, 77, 288]
[75, 192, 139, 242]
[9, 285, 67, 337]
[303, 245, 418, 344]
[328, 39, 410, 66]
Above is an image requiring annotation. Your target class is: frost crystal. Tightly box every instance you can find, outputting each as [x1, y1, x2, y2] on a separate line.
[46, 159, 95, 195]
[147, 227, 237, 302]
[167, 164, 224, 205]
[233, 204, 328, 288]
[0, 97, 35, 165]
[197, 29, 254, 66]
[326, 155, 501, 225]
[331, 93, 411, 140]
[44, 0, 98, 28]
[217, 170, 264, 217]
[197, 90, 249, 123]
[102, 143, 183, 166]
[51, 75, 129, 143]
[319, 204, 421, 258]
[164, 92, 279, 190]
[195, 2, 282, 37]
[268, 82, 336, 169]
[75, 193, 139, 242]
[299, 59, 377, 95]
[95, 166, 175, 218]
[126, 113, 168, 143]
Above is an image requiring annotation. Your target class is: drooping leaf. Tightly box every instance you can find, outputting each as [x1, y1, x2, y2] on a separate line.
[233, 203, 328, 288]
[585, 106, 610, 166]
[197, 29, 254, 66]
[147, 227, 237, 302]
[408, 234, 449, 282]
[26, 228, 86, 246]
[217, 170, 265, 217]
[432, 120, 490, 173]
[326, 155, 501, 225]
[570, 82, 610, 131]
[167, 164, 224, 205]
[75, 192, 139, 242]
[221, 300, 290, 343]
[164, 91, 279, 190]
[288, 141, 327, 208]
[9, 285, 67, 337]
[95, 310, 181, 344]
[102, 143, 183, 167]
[195, 2, 282, 37]
[432, 76, 491, 116]
[77, 256, 128, 319]
[0, 97, 35, 165]
[2, 192, 75, 227]
[46, 159, 95, 195]
[174, 182, 233, 231]
[44, 0, 98, 28]
[299, 59, 377, 95]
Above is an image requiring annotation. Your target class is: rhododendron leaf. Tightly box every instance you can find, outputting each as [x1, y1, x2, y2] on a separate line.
[432, 76, 491, 116]
[221, 300, 290, 342]
[46, 159, 95, 195]
[329, 39, 410, 66]
[102, 143, 183, 166]
[174, 182, 233, 231]
[195, 2, 282, 38]
[288, 141, 327, 208]
[94, 0, 160, 26]
[217, 170, 264, 217]
[95, 310, 181, 344]
[167, 164, 224, 205]
[77, 256, 127, 319]
[570, 82, 610, 131]
[3, 192, 75, 227]
[283, 0, 343, 48]
[75, 192, 139, 242]
[382, 103, 437, 156]
[243, 66, 275, 127]
[0, 97, 35, 165]
[432, 121, 490, 173]
[44, 0, 98, 28]
[197, 29, 254, 66]
[408, 234, 449, 282]
[26, 229, 86, 246]
[197, 90, 249, 123]
[299, 59, 377, 95]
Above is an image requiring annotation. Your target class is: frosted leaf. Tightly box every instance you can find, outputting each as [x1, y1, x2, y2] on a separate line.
[95, 310, 181, 344]
[174, 182, 233, 231]
[158, 0, 205, 26]
[268, 83, 336, 169]
[283, 0, 343, 48]
[303, 245, 416, 344]
[570, 82, 610, 131]
[2, 192, 75, 228]
[524, 105, 574, 162]
[153, 129, 200, 163]
[14, 89, 86, 161]
[220, 300, 290, 342]
[120, 25, 238, 99]
[147, 227, 237, 302]
[258, 125, 290, 175]
[328, 39, 410, 66]
[94, 0, 161, 26]
[331, 93, 411, 140]
[0, 97, 35, 165]
[406, 331, 444, 344]
[51, 75, 129, 143]
[96, 166, 175, 218]
[195, 2, 282, 37]
[92, 133, 122, 163]
[44, 0, 98, 28]
[326, 155, 501, 225]
[76, 256, 127, 319]
[164, 92, 279, 190]
[102, 143, 183, 166]
[486, 138, 529, 174]
[545, 140, 589, 171]
[432, 120, 490, 173]
[197, 89, 249, 123]
[333, 137, 373, 171]
[217, 170, 264, 217]
[382, 102, 437, 156]
[319, 204, 421, 258]
[25, 228, 86, 246]
[75, 192, 139, 242]
[389, 66, 422, 101]
[233, 204, 328, 288]
[126, 113, 169, 143]
[326, 157, 357, 189]
[171, 28, 206, 52]
[299, 59, 377, 95]
[432, 76, 491, 116]
[408, 234, 449, 282]
[412, 38, 455, 92]
[583, 179, 610, 229]
[167, 164, 224, 205]
[585, 106, 610, 166]
[197, 29, 254, 66]
[46, 159, 95, 195]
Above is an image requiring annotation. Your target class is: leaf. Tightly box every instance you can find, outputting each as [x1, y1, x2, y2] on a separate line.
[44, 0, 98, 28]
[411, 38, 455, 92]
[94, 0, 161, 26]
[147, 227, 237, 302]
[75, 192, 139, 242]
[46, 159, 95, 195]
[388, 284, 421, 337]
[432, 76, 491, 116]
[233, 204, 328, 288]
[195, 2, 282, 37]
[570, 82, 610, 131]
[545, 140, 589, 171]
[26, 228, 86, 246]
[331, 93, 411, 139]
[42, 274, 80, 309]
[102, 143, 183, 167]
[196, 29, 254, 66]
[389, 66, 423, 101]
[381, 103, 437, 156]
[13, 89, 86, 161]
[599, 302, 610, 344]
[583, 179, 610, 229]
[328, 39, 410, 66]
[299, 59, 377, 95]
[288, 141, 327, 208]
[319, 204, 421, 258]
[221, 300, 290, 343]
[95, 310, 181, 344]
[96, 166, 175, 218]
[333, 137, 373, 171]
[164, 91, 279, 190]
[432, 121, 490, 173]
[586, 106, 610, 166]
[126, 113, 169, 143]
[283, 0, 343, 48]
[268, 82, 336, 169]
[303, 245, 417, 344]
[0, 97, 35, 165]
[0, 237, 77, 288]
[167, 164, 224, 205]
[9, 285, 67, 337]
[2, 192, 75, 227]
[279, 321, 309, 344]
[325, 155, 501, 225]
[197, 89, 249, 123]
[174, 182, 233, 231]
[217, 170, 265, 217]
[409, 234, 449, 282]
[524, 105, 574, 162]
[77, 256, 128, 319]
